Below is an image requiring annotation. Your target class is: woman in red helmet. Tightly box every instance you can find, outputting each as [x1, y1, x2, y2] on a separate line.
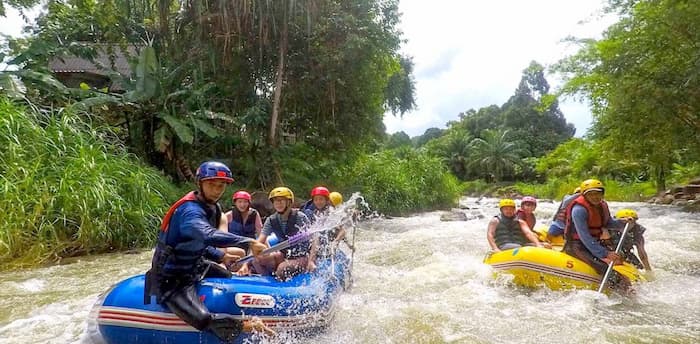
[225, 191, 263, 244]
[516, 196, 538, 232]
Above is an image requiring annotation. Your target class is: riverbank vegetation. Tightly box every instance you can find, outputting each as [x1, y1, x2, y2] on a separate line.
[0, 99, 180, 269]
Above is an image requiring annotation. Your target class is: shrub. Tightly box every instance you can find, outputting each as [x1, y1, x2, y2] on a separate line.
[0, 99, 179, 269]
[334, 148, 462, 216]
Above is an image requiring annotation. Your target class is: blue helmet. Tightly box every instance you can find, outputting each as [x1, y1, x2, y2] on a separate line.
[195, 161, 234, 183]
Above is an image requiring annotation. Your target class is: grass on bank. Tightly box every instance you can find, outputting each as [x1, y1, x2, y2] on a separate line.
[0, 98, 180, 269]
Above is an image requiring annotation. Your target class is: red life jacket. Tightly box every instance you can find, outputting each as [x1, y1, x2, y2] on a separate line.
[564, 195, 610, 240]
[160, 191, 197, 232]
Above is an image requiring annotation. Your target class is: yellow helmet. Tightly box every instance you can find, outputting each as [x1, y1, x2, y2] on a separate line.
[498, 199, 516, 208]
[329, 192, 343, 207]
[615, 209, 638, 219]
[574, 187, 581, 194]
[269, 187, 294, 201]
[580, 179, 604, 194]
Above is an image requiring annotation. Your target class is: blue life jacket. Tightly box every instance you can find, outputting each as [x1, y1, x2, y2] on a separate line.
[268, 210, 310, 258]
[227, 208, 258, 239]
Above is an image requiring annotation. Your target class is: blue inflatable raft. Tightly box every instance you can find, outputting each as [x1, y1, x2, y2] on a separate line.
[87, 250, 351, 343]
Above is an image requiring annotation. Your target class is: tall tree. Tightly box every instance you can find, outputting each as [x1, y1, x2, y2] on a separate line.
[555, 0, 700, 191]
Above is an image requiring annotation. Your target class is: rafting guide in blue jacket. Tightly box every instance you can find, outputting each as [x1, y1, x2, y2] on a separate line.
[144, 161, 273, 342]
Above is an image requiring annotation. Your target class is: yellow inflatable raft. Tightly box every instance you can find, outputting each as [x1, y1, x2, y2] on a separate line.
[483, 246, 646, 291]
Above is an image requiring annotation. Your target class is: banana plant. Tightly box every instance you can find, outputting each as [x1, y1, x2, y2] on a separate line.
[69, 46, 235, 175]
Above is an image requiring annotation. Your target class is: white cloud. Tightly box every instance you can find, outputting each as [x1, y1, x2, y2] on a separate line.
[385, 0, 617, 137]
[0, 7, 39, 38]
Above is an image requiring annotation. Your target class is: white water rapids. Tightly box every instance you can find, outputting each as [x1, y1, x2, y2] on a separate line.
[1, 197, 698, 343]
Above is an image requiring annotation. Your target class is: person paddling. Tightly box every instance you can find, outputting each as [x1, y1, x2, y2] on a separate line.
[144, 161, 273, 342]
[563, 179, 634, 294]
[609, 209, 652, 272]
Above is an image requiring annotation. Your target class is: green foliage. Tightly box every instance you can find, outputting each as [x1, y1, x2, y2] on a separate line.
[413, 127, 445, 147]
[555, 0, 700, 191]
[468, 129, 528, 182]
[0, 98, 179, 269]
[385, 131, 412, 149]
[668, 162, 700, 186]
[4, 0, 416, 189]
[334, 149, 462, 216]
[513, 179, 656, 202]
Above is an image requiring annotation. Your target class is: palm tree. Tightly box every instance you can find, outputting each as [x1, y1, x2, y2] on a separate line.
[445, 132, 472, 179]
[468, 129, 528, 182]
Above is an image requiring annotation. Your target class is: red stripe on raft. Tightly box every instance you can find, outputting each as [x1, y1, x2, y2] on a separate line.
[99, 315, 188, 326]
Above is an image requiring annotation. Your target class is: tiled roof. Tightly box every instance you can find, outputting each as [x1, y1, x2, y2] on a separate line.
[49, 43, 141, 76]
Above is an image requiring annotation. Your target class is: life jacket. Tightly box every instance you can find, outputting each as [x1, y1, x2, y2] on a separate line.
[161, 191, 197, 231]
[552, 193, 579, 222]
[145, 191, 222, 304]
[564, 195, 610, 241]
[516, 209, 536, 231]
[493, 214, 527, 247]
[611, 224, 645, 257]
[269, 210, 309, 258]
[303, 203, 330, 224]
[227, 208, 258, 239]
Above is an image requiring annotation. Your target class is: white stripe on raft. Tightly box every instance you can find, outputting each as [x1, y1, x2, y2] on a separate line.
[490, 261, 602, 285]
[97, 305, 335, 332]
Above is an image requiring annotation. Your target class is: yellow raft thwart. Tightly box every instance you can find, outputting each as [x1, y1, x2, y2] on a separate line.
[483, 246, 646, 291]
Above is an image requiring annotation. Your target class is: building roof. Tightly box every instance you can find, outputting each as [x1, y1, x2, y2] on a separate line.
[49, 43, 141, 76]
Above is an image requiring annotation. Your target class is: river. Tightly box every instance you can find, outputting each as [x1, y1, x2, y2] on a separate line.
[1, 198, 698, 343]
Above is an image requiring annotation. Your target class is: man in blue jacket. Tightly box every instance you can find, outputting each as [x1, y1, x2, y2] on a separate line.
[145, 161, 271, 342]
[564, 179, 635, 293]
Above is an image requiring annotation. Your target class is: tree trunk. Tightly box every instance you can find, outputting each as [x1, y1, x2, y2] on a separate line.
[268, 13, 288, 147]
[656, 165, 666, 193]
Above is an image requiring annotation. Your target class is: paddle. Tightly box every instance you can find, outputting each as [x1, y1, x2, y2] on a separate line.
[236, 217, 350, 265]
[597, 221, 631, 293]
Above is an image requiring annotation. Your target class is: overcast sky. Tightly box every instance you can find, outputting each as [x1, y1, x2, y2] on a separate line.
[385, 0, 618, 137]
[2, 2, 617, 137]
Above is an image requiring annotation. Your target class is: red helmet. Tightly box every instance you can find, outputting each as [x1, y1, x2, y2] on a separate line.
[521, 196, 537, 205]
[232, 190, 251, 202]
[310, 186, 330, 198]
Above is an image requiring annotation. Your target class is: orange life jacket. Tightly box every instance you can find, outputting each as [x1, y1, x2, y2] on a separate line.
[564, 195, 610, 240]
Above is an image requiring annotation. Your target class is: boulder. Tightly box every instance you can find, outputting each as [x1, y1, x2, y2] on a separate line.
[440, 210, 468, 222]
[683, 184, 700, 196]
[251, 191, 274, 221]
[660, 194, 675, 204]
[672, 199, 688, 206]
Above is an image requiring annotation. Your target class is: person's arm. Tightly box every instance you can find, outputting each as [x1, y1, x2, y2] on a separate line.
[486, 217, 500, 251]
[636, 226, 652, 271]
[333, 226, 346, 243]
[218, 211, 229, 231]
[257, 216, 273, 247]
[518, 219, 542, 246]
[204, 245, 225, 262]
[254, 211, 263, 238]
[571, 206, 609, 259]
